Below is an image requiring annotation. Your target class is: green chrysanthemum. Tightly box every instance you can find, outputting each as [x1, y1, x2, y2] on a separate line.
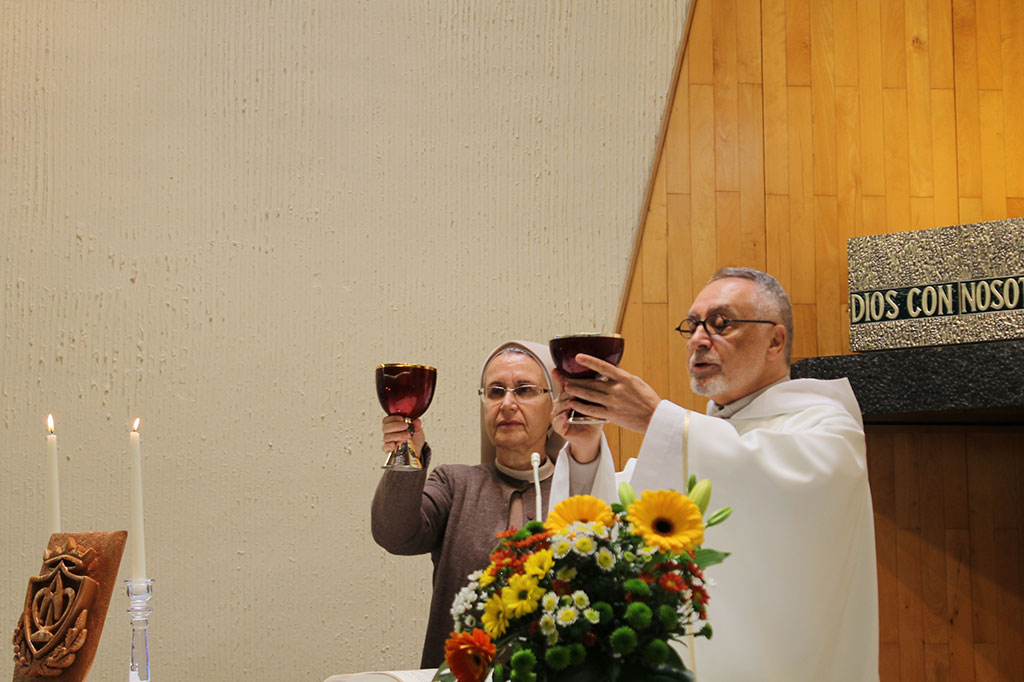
[658, 604, 678, 630]
[625, 601, 653, 630]
[623, 578, 651, 597]
[643, 638, 671, 665]
[510, 649, 537, 672]
[610, 626, 638, 654]
[544, 645, 571, 671]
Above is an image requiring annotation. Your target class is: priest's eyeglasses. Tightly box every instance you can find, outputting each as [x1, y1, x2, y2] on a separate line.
[478, 384, 551, 403]
[675, 314, 777, 337]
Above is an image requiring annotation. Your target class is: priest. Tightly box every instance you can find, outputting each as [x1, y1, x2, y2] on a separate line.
[549, 267, 879, 682]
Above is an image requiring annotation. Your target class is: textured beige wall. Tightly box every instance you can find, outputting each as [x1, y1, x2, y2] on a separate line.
[0, 1, 688, 679]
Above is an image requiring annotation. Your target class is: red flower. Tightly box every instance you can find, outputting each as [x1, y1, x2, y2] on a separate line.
[583, 631, 598, 647]
[659, 573, 686, 593]
[445, 629, 496, 682]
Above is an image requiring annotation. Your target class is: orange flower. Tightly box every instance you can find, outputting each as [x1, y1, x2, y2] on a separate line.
[444, 629, 496, 682]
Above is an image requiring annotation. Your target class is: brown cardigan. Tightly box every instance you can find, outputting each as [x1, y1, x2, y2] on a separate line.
[371, 446, 552, 668]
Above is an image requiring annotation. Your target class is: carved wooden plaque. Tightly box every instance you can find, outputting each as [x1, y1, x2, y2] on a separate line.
[11, 531, 126, 682]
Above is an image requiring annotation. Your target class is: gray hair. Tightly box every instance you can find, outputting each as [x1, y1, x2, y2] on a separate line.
[485, 346, 553, 392]
[708, 267, 794, 363]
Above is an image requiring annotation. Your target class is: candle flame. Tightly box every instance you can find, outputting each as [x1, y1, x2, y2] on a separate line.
[47, 414, 54, 434]
[132, 417, 141, 432]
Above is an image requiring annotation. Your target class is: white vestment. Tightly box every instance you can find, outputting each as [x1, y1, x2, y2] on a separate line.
[552, 378, 879, 682]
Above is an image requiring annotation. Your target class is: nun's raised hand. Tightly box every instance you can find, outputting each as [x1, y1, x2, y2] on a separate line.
[381, 415, 425, 454]
[551, 369, 602, 463]
[558, 354, 661, 434]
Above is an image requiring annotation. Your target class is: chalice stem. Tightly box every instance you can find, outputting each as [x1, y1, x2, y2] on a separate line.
[382, 419, 423, 469]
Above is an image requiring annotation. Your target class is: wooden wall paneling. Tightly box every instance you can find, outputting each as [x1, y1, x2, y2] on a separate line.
[862, 195, 889, 235]
[642, 158, 669, 304]
[790, 303, 819, 359]
[713, 0, 740, 193]
[919, 436, 949, 652]
[811, 0, 838, 197]
[946, 528, 977, 682]
[762, 0, 789, 196]
[738, 83, 766, 270]
[984, 435, 1023, 680]
[765, 194, 792, 288]
[688, 0, 714, 85]
[735, 0, 762, 84]
[1001, 0, 1024, 197]
[786, 0, 812, 85]
[928, 0, 955, 88]
[910, 196, 936, 230]
[895, 433, 926, 682]
[952, 0, 982, 198]
[666, 193, 694, 409]
[882, 0, 909, 88]
[786, 86, 816, 304]
[967, 449, 999, 658]
[666, 55, 692, 195]
[642, 302, 671, 403]
[931, 88, 961, 226]
[978, 91, 1007, 221]
[859, 0, 888, 196]
[836, 86, 862, 310]
[975, 0, 1003, 91]
[959, 197, 984, 223]
[906, 0, 936, 199]
[1007, 198, 1024, 218]
[689, 82, 718, 288]
[883, 88, 912, 231]
[834, 0, 860, 87]
[867, 431, 901, 677]
[814, 196, 843, 355]
[716, 191, 743, 266]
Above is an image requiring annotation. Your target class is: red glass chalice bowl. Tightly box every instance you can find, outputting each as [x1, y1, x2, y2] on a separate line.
[549, 333, 625, 424]
[375, 363, 437, 468]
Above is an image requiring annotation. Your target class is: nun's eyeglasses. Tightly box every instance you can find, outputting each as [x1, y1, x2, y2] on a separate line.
[675, 314, 777, 337]
[478, 384, 551, 403]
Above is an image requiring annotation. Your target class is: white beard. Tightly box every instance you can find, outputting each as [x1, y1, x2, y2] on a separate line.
[691, 373, 729, 399]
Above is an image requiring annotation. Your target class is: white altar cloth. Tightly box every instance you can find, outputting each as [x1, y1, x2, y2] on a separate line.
[324, 670, 437, 682]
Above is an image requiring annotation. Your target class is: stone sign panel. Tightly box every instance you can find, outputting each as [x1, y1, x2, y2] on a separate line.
[848, 218, 1024, 351]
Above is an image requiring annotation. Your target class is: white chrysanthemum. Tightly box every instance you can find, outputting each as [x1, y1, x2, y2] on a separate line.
[546, 630, 559, 646]
[584, 608, 601, 624]
[556, 606, 579, 627]
[466, 569, 483, 582]
[590, 523, 610, 539]
[555, 565, 577, 582]
[552, 538, 572, 559]
[450, 585, 478, 618]
[571, 590, 590, 609]
[539, 613, 557, 635]
[573, 536, 596, 556]
[464, 615, 476, 628]
[596, 547, 616, 571]
[542, 592, 559, 612]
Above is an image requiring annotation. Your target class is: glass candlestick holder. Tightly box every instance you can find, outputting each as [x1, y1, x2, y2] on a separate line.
[125, 578, 154, 682]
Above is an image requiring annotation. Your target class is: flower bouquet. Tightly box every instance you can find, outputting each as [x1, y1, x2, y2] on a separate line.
[435, 478, 731, 682]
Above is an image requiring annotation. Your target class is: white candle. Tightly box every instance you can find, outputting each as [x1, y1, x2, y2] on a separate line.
[129, 418, 147, 579]
[46, 414, 61, 536]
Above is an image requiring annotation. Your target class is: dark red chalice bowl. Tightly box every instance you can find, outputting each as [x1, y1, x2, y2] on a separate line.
[375, 363, 437, 468]
[375, 364, 437, 419]
[549, 334, 624, 423]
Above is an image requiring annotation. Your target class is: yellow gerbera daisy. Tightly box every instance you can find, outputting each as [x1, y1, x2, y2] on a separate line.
[481, 593, 509, 638]
[501, 573, 544, 618]
[524, 549, 554, 578]
[626, 489, 705, 553]
[545, 495, 615, 532]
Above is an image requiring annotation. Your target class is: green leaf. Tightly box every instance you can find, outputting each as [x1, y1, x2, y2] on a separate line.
[705, 506, 732, 527]
[693, 548, 730, 569]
